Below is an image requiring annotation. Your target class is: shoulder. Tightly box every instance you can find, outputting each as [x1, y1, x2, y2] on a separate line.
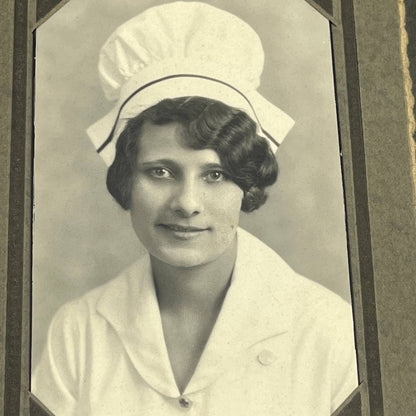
[237, 227, 353, 330]
[290, 270, 352, 326]
[51, 257, 147, 329]
[237, 230, 358, 385]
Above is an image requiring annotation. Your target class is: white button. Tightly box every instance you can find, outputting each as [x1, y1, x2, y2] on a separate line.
[257, 349, 276, 366]
[178, 395, 192, 410]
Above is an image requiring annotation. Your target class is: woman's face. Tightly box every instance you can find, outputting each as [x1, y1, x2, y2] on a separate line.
[130, 121, 244, 268]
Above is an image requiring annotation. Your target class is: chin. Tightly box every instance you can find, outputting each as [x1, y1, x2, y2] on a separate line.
[153, 247, 214, 269]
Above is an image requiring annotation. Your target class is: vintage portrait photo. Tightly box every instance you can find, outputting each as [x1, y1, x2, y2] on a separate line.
[30, 0, 358, 414]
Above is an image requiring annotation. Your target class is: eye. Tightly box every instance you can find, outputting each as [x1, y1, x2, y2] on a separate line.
[148, 167, 173, 179]
[204, 170, 227, 183]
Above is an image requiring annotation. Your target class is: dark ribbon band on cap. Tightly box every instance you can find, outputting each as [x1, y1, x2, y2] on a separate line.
[97, 74, 280, 154]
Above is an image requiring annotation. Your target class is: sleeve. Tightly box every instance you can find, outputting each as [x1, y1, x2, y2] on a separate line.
[32, 302, 84, 416]
[329, 302, 359, 413]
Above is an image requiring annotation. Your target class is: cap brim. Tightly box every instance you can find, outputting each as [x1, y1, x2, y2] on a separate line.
[87, 79, 294, 166]
[247, 90, 295, 152]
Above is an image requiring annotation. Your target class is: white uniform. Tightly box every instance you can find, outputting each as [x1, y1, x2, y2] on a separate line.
[32, 228, 358, 415]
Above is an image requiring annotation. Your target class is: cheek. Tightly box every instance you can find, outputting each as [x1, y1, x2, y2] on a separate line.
[131, 179, 169, 209]
[209, 186, 243, 227]
[130, 182, 166, 228]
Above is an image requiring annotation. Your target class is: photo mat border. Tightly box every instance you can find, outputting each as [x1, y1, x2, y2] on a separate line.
[1, 0, 415, 414]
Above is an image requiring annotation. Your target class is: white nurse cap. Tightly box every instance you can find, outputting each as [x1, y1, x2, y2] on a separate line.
[87, 1, 294, 166]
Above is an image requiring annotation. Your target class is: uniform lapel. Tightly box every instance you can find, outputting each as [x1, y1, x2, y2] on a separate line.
[96, 255, 180, 398]
[185, 228, 295, 395]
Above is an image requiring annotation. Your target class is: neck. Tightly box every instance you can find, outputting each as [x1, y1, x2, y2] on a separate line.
[151, 237, 237, 316]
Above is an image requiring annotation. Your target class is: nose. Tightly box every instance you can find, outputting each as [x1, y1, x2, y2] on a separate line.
[169, 180, 203, 217]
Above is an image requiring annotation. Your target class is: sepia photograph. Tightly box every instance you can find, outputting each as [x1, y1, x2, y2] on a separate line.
[4, 0, 416, 415]
[28, 0, 360, 415]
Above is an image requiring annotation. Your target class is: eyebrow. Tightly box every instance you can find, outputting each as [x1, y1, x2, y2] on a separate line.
[137, 159, 177, 168]
[201, 163, 225, 170]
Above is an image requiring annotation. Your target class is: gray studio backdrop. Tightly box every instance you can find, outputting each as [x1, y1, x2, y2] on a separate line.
[32, 0, 350, 369]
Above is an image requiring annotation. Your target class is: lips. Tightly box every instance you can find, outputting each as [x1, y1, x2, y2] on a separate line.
[159, 224, 209, 232]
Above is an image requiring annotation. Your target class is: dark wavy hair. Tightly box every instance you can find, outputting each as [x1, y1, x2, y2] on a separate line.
[107, 96, 278, 212]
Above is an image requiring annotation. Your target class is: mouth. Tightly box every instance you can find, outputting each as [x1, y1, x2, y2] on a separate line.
[158, 224, 209, 239]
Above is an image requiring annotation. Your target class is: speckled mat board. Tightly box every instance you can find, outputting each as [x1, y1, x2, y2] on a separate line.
[1, 0, 415, 415]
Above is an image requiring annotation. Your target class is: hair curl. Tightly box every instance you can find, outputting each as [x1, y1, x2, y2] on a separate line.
[107, 96, 278, 212]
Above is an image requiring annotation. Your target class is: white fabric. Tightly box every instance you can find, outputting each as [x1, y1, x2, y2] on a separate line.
[32, 228, 358, 415]
[87, 2, 295, 165]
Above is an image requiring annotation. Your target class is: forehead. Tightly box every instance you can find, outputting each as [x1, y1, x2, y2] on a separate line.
[137, 121, 221, 164]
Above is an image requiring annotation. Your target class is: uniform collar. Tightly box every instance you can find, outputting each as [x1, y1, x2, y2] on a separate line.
[96, 228, 297, 397]
[96, 255, 179, 396]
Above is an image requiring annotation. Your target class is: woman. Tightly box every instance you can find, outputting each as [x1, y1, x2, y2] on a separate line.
[33, 2, 357, 415]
